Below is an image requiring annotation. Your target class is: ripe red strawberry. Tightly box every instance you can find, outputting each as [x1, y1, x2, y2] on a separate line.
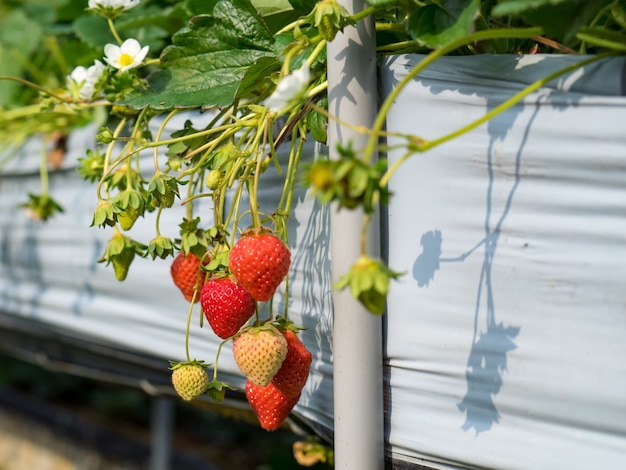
[170, 251, 208, 303]
[233, 324, 288, 387]
[271, 330, 312, 397]
[246, 380, 301, 431]
[201, 277, 256, 339]
[170, 361, 210, 401]
[229, 232, 291, 302]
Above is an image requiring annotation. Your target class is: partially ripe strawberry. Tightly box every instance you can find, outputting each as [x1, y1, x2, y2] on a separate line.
[271, 330, 312, 397]
[171, 362, 209, 402]
[170, 251, 208, 303]
[246, 380, 301, 431]
[201, 277, 256, 339]
[233, 324, 288, 387]
[229, 232, 291, 302]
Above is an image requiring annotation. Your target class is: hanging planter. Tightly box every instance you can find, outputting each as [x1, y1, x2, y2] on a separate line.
[2, 0, 626, 468]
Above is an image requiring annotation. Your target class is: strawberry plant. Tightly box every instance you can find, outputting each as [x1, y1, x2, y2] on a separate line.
[2, 0, 626, 451]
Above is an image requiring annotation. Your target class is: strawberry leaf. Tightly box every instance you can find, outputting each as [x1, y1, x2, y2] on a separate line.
[407, 0, 480, 48]
[119, 0, 275, 110]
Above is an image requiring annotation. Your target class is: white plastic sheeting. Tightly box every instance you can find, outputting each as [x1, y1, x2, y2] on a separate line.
[0, 114, 334, 436]
[3, 53, 626, 469]
[380, 54, 626, 469]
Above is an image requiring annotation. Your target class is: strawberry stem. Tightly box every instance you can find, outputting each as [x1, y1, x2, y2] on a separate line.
[248, 111, 269, 229]
[212, 339, 229, 381]
[183, 290, 197, 363]
[97, 118, 127, 200]
[39, 141, 49, 196]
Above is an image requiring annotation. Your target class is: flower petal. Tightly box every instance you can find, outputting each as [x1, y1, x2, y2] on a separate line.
[120, 38, 141, 56]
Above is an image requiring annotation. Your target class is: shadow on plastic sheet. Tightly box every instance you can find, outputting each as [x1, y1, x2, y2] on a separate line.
[452, 98, 543, 434]
[0, 217, 47, 318]
[406, 79, 546, 436]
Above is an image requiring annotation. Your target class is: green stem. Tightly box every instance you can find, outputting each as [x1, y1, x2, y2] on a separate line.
[424, 53, 613, 150]
[379, 52, 615, 188]
[351, 5, 377, 23]
[183, 294, 194, 362]
[153, 109, 180, 174]
[154, 206, 164, 237]
[107, 17, 123, 45]
[39, 143, 49, 196]
[363, 27, 543, 165]
[97, 118, 127, 200]
[249, 112, 269, 229]
[0, 76, 73, 102]
[375, 23, 407, 33]
[212, 339, 229, 381]
[360, 213, 371, 256]
[306, 39, 327, 66]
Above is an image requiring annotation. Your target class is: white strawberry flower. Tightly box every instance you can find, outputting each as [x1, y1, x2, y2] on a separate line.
[67, 60, 105, 99]
[103, 38, 149, 72]
[88, 0, 140, 13]
[263, 63, 311, 114]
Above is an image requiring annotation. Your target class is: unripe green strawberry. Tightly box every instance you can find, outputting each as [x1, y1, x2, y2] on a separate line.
[271, 330, 312, 397]
[233, 324, 288, 387]
[246, 380, 300, 431]
[229, 231, 291, 302]
[318, 14, 338, 42]
[149, 174, 178, 208]
[118, 206, 141, 231]
[205, 169, 224, 190]
[170, 362, 209, 402]
[170, 251, 209, 303]
[201, 277, 256, 339]
[111, 249, 135, 281]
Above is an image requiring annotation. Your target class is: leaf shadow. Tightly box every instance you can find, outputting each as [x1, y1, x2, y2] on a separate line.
[412, 229, 442, 288]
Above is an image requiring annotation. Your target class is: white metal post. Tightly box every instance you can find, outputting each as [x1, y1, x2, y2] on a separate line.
[327, 2, 385, 469]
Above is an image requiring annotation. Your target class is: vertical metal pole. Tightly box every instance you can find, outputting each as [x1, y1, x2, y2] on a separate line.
[327, 3, 385, 469]
[150, 396, 174, 470]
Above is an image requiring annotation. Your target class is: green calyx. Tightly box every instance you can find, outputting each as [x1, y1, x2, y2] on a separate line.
[334, 255, 403, 315]
[99, 229, 146, 281]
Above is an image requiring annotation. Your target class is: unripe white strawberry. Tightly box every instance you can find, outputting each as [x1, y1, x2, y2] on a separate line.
[170, 361, 210, 401]
[233, 324, 288, 387]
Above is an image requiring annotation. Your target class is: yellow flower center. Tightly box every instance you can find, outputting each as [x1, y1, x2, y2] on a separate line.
[119, 53, 134, 67]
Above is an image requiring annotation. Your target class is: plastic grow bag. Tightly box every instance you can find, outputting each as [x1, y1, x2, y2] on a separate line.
[0, 113, 334, 439]
[380, 54, 626, 469]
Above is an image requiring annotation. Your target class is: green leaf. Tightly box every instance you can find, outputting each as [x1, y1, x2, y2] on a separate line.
[73, 15, 116, 49]
[407, 0, 480, 48]
[0, 9, 43, 51]
[236, 56, 281, 101]
[308, 97, 327, 144]
[120, 0, 275, 110]
[252, 0, 302, 34]
[492, 0, 611, 43]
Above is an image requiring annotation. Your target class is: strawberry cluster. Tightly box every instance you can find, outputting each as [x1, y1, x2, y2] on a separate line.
[169, 229, 311, 431]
